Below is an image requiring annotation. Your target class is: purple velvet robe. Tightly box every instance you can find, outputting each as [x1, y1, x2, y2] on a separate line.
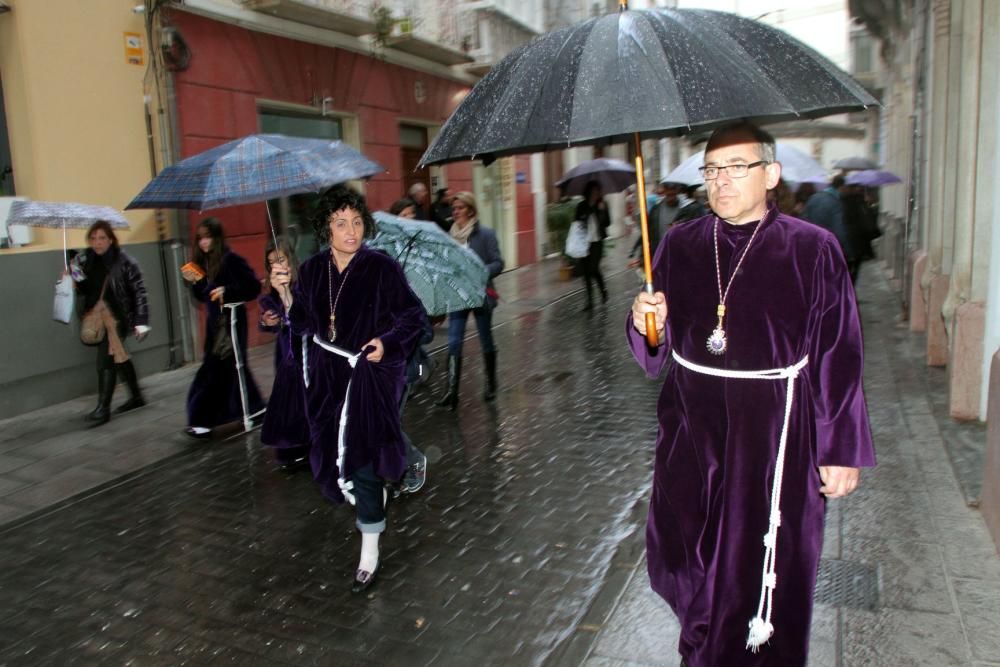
[288, 245, 425, 504]
[187, 249, 264, 428]
[626, 206, 875, 666]
[258, 292, 310, 450]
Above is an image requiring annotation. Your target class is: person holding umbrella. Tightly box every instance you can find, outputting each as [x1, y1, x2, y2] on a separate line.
[258, 237, 310, 469]
[629, 122, 875, 665]
[69, 220, 150, 426]
[277, 186, 426, 592]
[181, 218, 265, 438]
[435, 191, 504, 409]
[575, 181, 611, 312]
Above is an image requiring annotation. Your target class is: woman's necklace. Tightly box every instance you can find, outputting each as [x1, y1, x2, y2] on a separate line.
[327, 254, 353, 342]
[707, 218, 763, 355]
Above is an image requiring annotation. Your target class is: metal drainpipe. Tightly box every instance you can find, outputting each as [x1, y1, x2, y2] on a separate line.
[144, 97, 181, 369]
[160, 65, 195, 364]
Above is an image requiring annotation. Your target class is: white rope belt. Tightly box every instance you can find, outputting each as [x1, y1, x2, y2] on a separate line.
[672, 350, 809, 652]
[312, 335, 363, 505]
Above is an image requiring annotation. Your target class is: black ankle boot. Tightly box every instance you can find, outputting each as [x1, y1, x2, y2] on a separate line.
[88, 367, 117, 427]
[434, 355, 462, 410]
[115, 360, 146, 413]
[482, 350, 497, 401]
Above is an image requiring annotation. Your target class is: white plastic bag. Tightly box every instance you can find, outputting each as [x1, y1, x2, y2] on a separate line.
[564, 220, 590, 259]
[53, 274, 75, 324]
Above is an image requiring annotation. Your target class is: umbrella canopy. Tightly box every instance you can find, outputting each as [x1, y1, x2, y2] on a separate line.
[845, 169, 902, 187]
[832, 156, 878, 170]
[556, 158, 636, 196]
[664, 143, 829, 187]
[8, 200, 130, 229]
[126, 134, 385, 211]
[420, 7, 877, 167]
[368, 212, 488, 316]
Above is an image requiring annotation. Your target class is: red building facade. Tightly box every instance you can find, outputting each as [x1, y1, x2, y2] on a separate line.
[167, 9, 536, 345]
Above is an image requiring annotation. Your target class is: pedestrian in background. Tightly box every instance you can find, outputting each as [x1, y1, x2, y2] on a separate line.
[575, 180, 610, 311]
[435, 191, 504, 409]
[259, 237, 309, 469]
[389, 198, 418, 219]
[282, 186, 426, 593]
[801, 175, 855, 278]
[181, 217, 265, 439]
[629, 122, 874, 666]
[70, 220, 150, 427]
[407, 182, 430, 220]
[431, 187, 453, 231]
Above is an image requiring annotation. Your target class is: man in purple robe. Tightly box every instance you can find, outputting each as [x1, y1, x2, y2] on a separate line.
[627, 122, 876, 666]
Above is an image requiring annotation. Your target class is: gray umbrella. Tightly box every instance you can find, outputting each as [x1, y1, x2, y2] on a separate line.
[556, 158, 636, 197]
[832, 156, 879, 170]
[7, 200, 130, 260]
[420, 7, 877, 166]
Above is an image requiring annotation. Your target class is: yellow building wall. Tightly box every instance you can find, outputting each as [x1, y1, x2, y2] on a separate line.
[0, 0, 160, 253]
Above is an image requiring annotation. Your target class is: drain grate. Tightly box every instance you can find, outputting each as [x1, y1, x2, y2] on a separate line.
[814, 558, 879, 610]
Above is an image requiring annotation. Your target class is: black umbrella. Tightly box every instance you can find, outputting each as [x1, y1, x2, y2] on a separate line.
[420, 3, 876, 346]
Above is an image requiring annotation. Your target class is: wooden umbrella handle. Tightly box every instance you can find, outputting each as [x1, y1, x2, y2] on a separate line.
[634, 133, 659, 347]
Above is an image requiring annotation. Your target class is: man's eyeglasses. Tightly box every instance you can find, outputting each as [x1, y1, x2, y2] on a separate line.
[699, 160, 769, 181]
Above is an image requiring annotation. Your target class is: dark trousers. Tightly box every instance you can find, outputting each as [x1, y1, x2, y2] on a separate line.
[580, 241, 606, 302]
[447, 308, 495, 357]
[351, 463, 385, 533]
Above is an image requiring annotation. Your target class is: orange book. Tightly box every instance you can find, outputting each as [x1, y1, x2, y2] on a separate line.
[181, 262, 206, 282]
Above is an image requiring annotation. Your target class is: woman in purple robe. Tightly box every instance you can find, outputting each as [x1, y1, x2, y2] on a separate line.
[628, 122, 875, 666]
[181, 218, 265, 438]
[258, 238, 310, 468]
[277, 186, 425, 593]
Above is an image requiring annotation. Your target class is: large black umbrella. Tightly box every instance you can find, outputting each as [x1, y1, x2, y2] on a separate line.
[420, 4, 876, 350]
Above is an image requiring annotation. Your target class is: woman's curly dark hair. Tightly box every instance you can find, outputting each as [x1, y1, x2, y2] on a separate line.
[312, 186, 376, 245]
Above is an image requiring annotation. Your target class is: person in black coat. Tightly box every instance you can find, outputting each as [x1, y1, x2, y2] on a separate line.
[69, 220, 150, 426]
[575, 180, 611, 311]
[181, 217, 264, 438]
[435, 191, 504, 409]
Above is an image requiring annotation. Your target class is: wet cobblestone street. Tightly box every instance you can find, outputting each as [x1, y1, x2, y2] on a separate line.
[0, 261, 661, 666]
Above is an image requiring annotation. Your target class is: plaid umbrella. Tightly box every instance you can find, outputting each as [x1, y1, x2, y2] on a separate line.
[125, 134, 385, 211]
[368, 212, 488, 316]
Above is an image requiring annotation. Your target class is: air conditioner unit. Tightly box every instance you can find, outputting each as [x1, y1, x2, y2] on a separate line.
[0, 196, 31, 248]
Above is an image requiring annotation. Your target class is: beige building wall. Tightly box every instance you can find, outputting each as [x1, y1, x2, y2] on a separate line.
[0, 0, 159, 253]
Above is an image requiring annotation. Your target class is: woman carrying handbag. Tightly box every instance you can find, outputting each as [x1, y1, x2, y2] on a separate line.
[70, 221, 150, 427]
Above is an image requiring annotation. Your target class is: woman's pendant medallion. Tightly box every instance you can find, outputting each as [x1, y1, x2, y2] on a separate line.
[707, 327, 727, 355]
[328, 316, 337, 342]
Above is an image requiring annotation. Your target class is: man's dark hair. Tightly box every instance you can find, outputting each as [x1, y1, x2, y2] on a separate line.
[389, 197, 418, 216]
[312, 185, 376, 244]
[831, 175, 846, 189]
[708, 121, 777, 163]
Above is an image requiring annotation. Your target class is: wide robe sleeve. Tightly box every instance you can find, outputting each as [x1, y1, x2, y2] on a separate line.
[257, 292, 284, 334]
[625, 233, 673, 378]
[219, 251, 262, 304]
[806, 237, 876, 468]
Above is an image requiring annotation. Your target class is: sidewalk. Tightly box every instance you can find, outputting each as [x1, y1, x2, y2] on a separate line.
[576, 262, 1000, 667]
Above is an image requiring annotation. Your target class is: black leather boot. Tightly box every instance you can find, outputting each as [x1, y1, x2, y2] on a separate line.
[86, 369, 106, 421]
[483, 350, 497, 401]
[115, 360, 146, 413]
[434, 355, 462, 410]
[88, 367, 117, 427]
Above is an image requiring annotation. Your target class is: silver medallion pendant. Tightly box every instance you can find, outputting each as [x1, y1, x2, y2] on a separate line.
[328, 318, 337, 343]
[707, 327, 727, 355]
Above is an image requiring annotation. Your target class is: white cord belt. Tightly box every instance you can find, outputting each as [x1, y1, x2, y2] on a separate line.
[671, 350, 809, 652]
[312, 335, 363, 505]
